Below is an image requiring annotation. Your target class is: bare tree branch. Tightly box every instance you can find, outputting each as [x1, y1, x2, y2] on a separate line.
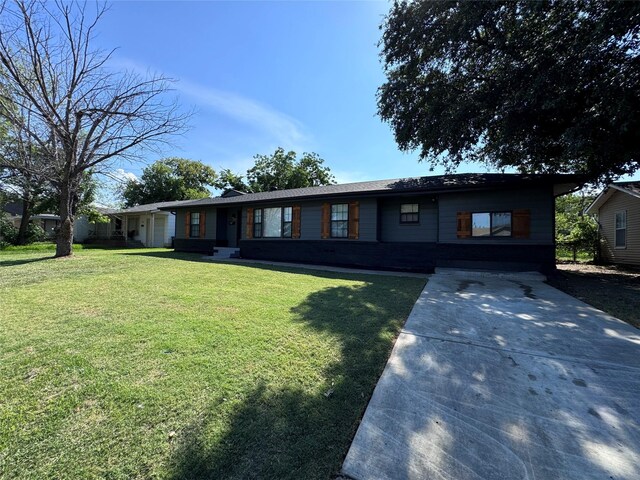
[0, 0, 190, 256]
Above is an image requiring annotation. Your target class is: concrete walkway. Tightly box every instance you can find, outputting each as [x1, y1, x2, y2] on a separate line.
[342, 269, 640, 480]
[201, 256, 428, 278]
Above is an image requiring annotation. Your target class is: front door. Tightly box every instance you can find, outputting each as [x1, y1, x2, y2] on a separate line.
[127, 216, 139, 240]
[227, 209, 241, 247]
[153, 216, 166, 247]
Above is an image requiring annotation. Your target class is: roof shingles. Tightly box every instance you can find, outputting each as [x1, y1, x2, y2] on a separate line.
[159, 173, 580, 209]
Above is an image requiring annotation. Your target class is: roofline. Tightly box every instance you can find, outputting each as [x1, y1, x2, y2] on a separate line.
[611, 183, 640, 200]
[585, 183, 640, 215]
[159, 174, 583, 211]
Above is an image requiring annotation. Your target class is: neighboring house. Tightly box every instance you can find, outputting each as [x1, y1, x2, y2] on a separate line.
[2, 201, 61, 238]
[586, 181, 640, 266]
[79, 201, 193, 248]
[160, 173, 581, 273]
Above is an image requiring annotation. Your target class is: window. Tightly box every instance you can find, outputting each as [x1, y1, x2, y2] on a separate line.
[400, 203, 419, 224]
[253, 208, 262, 238]
[283, 206, 292, 238]
[263, 207, 281, 237]
[254, 207, 293, 238]
[615, 211, 627, 248]
[472, 212, 512, 237]
[190, 212, 200, 238]
[331, 204, 348, 238]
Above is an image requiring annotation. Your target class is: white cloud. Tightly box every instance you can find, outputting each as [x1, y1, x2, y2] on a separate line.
[178, 80, 309, 149]
[109, 168, 138, 183]
[109, 56, 311, 151]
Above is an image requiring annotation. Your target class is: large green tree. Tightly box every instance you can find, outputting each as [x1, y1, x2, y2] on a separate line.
[378, 1, 640, 183]
[216, 148, 335, 193]
[122, 158, 216, 207]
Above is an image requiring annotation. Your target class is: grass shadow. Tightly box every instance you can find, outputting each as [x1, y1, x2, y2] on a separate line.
[167, 278, 424, 479]
[0, 255, 55, 267]
[119, 250, 213, 263]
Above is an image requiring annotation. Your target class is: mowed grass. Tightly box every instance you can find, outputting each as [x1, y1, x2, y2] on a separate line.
[0, 249, 425, 479]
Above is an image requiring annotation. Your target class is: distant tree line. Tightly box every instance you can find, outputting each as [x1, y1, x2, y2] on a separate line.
[120, 148, 334, 207]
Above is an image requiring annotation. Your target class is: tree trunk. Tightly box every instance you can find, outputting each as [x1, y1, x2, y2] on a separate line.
[16, 196, 32, 245]
[55, 184, 74, 257]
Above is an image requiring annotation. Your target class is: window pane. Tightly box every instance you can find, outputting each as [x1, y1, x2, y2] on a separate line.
[190, 225, 200, 237]
[283, 207, 292, 222]
[616, 228, 626, 247]
[472, 213, 491, 237]
[401, 213, 419, 223]
[616, 212, 626, 229]
[401, 203, 419, 214]
[283, 222, 292, 238]
[263, 207, 282, 237]
[331, 204, 348, 221]
[191, 212, 200, 224]
[331, 220, 348, 238]
[254, 224, 262, 238]
[254, 209, 262, 223]
[491, 212, 511, 236]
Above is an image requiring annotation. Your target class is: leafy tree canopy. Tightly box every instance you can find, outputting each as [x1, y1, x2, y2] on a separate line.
[378, 1, 640, 183]
[216, 148, 335, 193]
[122, 158, 216, 207]
[215, 168, 248, 193]
[555, 192, 598, 254]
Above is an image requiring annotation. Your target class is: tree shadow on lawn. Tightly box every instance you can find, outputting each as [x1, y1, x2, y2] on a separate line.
[166, 277, 423, 480]
[0, 255, 55, 267]
[120, 250, 213, 264]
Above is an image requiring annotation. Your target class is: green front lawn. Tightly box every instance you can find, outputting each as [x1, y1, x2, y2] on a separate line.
[0, 248, 425, 479]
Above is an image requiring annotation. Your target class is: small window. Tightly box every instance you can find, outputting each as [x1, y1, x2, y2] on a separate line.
[400, 203, 419, 224]
[190, 212, 200, 238]
[331, 204, 348, 238]
[472, 212, 512, 237]
[283, 206, 292, 238]
[253, 208, 262, 238]
[615, 211, 627, 248]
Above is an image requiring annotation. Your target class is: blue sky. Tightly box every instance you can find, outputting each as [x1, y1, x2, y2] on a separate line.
[96, 0, 482, 186]
[95, 1, 637, 189]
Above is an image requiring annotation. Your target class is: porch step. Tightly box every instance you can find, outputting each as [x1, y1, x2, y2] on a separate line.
[212, 247, 240, 259]
[126, 240, 145, 248]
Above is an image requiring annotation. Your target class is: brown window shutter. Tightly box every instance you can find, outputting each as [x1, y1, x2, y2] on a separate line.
[348, 201, 359, 240]
[292, 205, 301, 239]
[185, 211, 191, 238]
[512, 209, 531, 239]
[200, 211, 206, 238]
[457, 212, 471, 238]
[321, 203, 330, 239]
[246, 208, 254, 239]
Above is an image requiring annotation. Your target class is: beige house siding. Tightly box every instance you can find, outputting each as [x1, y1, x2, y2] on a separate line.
[598, 190, 640, 265]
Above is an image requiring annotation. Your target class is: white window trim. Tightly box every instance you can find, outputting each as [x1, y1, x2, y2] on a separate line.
[614, 210, 627, 249]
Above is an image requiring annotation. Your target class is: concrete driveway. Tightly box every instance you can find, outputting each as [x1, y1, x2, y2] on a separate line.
[342, 269, 640, 480]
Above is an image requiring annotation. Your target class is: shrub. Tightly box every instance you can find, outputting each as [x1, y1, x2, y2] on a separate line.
[0, 215, 18, 247]
[25, 222, 49, 244]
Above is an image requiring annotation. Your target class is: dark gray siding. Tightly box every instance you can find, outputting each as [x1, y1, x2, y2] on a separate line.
[438, 187, 554, 244]
[240, 198, 377, 242]
[240, 240, 555, 273]
[380, 197, 437, 242]
[175, 208, 217, 239]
